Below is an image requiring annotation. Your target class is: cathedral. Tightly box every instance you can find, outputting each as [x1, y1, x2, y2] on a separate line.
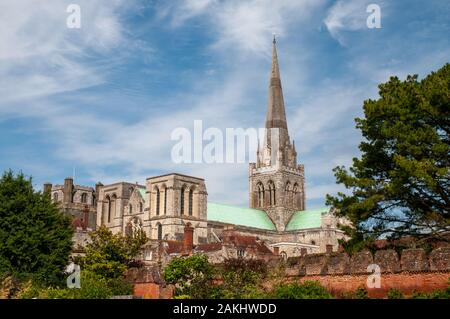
[44, 39, 346, 259]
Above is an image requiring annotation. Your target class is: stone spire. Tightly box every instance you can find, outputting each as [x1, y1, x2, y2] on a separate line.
[265, 36, 288, 130]
[249, 37, 306, 229]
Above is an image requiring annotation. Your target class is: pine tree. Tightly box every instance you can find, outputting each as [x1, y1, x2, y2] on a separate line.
[327, 64, 450, 248]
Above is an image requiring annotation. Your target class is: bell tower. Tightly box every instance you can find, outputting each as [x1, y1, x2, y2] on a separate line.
[249, 37, 305, 231]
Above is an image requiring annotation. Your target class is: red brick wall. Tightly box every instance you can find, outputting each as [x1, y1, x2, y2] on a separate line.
[129, 247, 450, 299]
[134, 283, 160, 299]
[133, 282, 175, 299]
[288, 272, 450, 298]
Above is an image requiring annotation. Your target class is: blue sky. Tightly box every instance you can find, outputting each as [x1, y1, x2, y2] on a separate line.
[0, 0, 449, 209]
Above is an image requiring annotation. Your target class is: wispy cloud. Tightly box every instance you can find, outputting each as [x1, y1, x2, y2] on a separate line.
[324, 0, 384, 45]
[158, 0, 326, 55]
[0, 1, 448, 210]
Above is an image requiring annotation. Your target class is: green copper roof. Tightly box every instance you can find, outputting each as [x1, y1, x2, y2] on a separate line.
[138, 188, 146, 199]
[285, 208, 326, 231]
[207, 202, 276, 231]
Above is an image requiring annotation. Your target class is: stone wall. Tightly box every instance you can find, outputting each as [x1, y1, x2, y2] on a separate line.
[284, 247, 450, 276]
[127, 247, 450, 299]
[283, 247, 450, 298]
[288, 273, 449, 298]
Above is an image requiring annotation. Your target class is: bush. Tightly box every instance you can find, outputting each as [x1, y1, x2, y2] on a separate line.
[78, 226, 147, 279]
[163, 254, 215, 299]
[387, 288, 404, 299]
[354, 287, 369, 299]
[272, 281, 333, 299]
[18, 270, 132, 299]
[338, 287, 369, 299]
[218, 258, 268, 299]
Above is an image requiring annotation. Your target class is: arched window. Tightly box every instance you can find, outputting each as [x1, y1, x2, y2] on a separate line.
[111, 194, 117, 219]
[257, 183, 264, 207]
[164, 186, 167, 215]
[53, 192, 59, 202]
[180, 186, 186, 215]
[285, 182, 292, 207]
[268, 181, 276, 206]
[157, 223, 162, 240]
[139, 202, 143, 212]
[293, 183, 299, 208]
[129, 204, 133, 214]
[156, 187, 160, 215]
[81, 193, 87, 203]
[188, 188, 193, 216]
[106, 195, 111, 223]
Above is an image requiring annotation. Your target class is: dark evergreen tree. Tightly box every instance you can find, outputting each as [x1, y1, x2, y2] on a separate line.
[0, 170, 73, 284]
[327, 64, 450, 249]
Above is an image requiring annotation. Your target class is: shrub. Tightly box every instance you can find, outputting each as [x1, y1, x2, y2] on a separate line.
[78, 226, 147, 279]
[272, 281, 333, 299]
[354, 287, 369, 299]
[163, 254, 215, 299]
[18, 270, 132, 299]
[218, 258, 268, 299]
[387, 288, 404, 299]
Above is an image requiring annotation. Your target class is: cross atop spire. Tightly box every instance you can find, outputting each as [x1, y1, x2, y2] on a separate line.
[265, 37, 287, 130]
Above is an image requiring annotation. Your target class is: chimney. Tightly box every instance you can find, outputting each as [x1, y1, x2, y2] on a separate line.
[300, 248, 307, 257]
[183, 224, 194, 254]
[82, 205, 89, 230]
[63, 177, 74, 204]
[222, 225, 235, 242]
[43, 183, 52, 197]
[326, 244, 333, 254]
[273, 246, 279, 255]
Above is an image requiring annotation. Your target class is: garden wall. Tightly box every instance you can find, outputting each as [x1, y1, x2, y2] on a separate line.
[283, 247, 450, 298]
[127, 247, 450, 298]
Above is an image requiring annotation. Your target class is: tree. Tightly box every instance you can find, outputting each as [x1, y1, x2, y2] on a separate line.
[0, 170, 73, 285]
[218, 258, 267, 299]
[78, 225, 147, 279]
[163, 254, 215, 299]
[327, 64, 450, 247]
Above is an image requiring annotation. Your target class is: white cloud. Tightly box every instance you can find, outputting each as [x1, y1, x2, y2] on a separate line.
[2, 1, 447, 210]
[160, 0, 325, 55]
[324, 0, 380, 45]
[0, 0, 137, 105]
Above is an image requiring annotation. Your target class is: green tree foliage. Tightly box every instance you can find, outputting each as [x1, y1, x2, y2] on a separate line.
[0, 170, 73, 285]
[411, 279, 450, 299]
[327, 64, 450, 247]
[78, 225, 147, 279]
[218, 258, 267, 299]
[15, 226, 146, 299]
[163, 256, 270, 299]
[17, 270, 132, 299]
[163, 254, 215, 299]
[387, 288, 404, 299]
[271, 281, 333, 299]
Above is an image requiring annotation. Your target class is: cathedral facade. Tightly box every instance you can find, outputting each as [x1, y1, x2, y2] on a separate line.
[45, 39, 347, 259]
